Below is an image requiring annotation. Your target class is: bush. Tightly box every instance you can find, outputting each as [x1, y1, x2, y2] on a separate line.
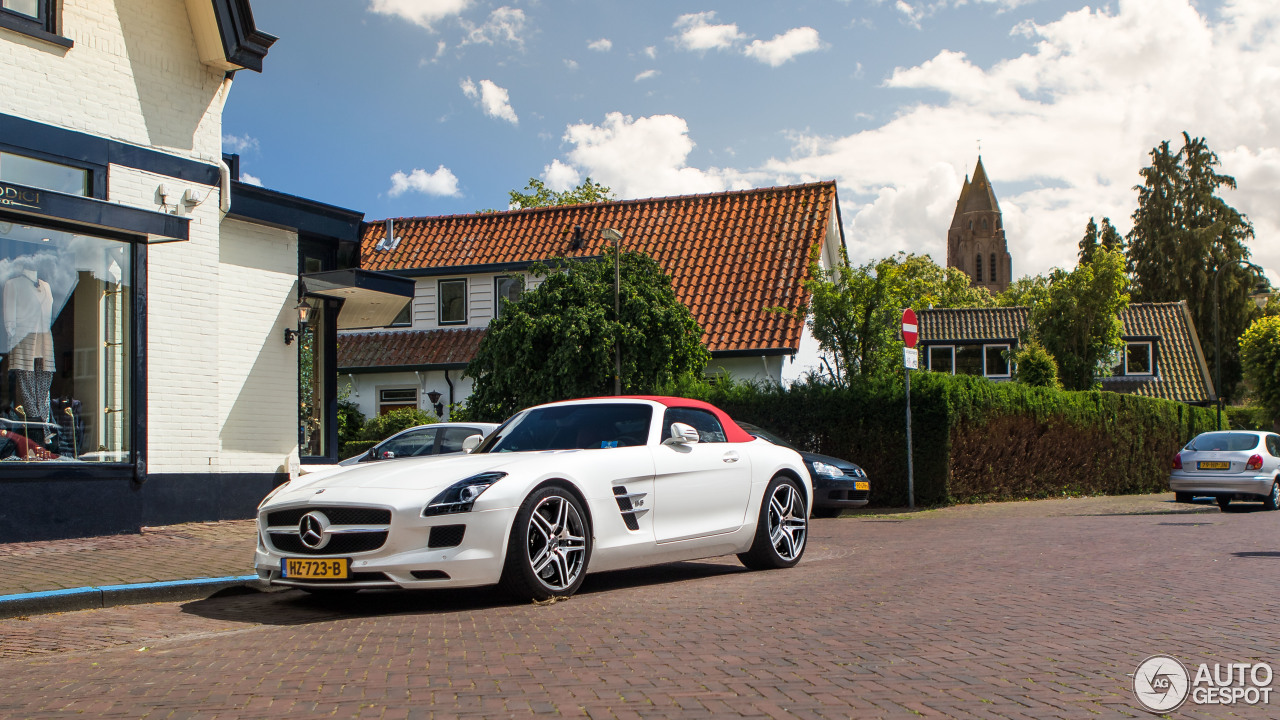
[1010, 338, 1060, 389]
[359, 408, 438, 443]
[337, 400, 366, 447]
[339, 439, 378, 461]
[669, 373, 1216, 507]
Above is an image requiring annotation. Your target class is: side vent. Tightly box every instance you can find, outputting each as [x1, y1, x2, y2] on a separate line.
[612, 486, 648, 531]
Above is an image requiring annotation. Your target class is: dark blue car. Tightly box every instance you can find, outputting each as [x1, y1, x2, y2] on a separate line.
[737, 421, 870, 518]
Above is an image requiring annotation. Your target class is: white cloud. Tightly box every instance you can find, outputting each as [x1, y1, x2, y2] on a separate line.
[367, 0, 469, 31]
[239, 172, 263, 187]
[743, 27, 822, 66]
[588, 38, 612, 52]
[460, 77, 518, 124]
[634, 69, 659, 82]
[389, 166, 461, 197]
[644, 46, 657, 59]
[672, 11, 746, 52]
[459, 6, 525, 49]
[564, 58, 579, 70]
[221, 133, 258, 153]
[542, 160, 581, 192]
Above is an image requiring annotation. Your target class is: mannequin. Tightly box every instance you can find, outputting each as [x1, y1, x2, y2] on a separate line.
[4, 265, 55, 425]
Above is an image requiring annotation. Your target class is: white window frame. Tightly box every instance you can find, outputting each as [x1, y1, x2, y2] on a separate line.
[983, 344, 1011, 378]
[929, 345, 955, 374]
[378, 387, 418, 414]
[1124, 341, 1155, 377]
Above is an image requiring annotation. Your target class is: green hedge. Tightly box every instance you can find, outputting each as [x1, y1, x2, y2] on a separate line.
[339, 439, 378, 461]
[675, 373, 1216, 507]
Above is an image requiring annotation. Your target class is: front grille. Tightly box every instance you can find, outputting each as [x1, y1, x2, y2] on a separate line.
[266, 507, 391, 527]
[269, 531, 389, 555]
[826, 489, 870, 503]
[428, 524, 466, 549]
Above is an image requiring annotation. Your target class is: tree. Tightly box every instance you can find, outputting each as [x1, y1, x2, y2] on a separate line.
[806, 252, 992, 382]
[1030, 247, 1130, 391]
[463, 251, 709, 420]
[1077, 217, 1123, 265]
[1240, 316, 1280, 429]
[995, 274, 1051, 307]
[507, 177, 616, 210]
[1126, 133, 1258, 400]
[1010, 337, 1060, 389]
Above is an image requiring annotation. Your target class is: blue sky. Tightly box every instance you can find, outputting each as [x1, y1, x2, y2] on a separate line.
[223, 0, 1280, 283]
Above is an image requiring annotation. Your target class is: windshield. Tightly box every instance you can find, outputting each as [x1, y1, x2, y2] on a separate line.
[1187, 432, 1260, 452]
[478, 403, 654, 453]
[735, 421, 796, 451]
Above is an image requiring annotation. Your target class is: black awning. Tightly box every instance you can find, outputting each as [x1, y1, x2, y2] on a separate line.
[301, 269, 415, 330]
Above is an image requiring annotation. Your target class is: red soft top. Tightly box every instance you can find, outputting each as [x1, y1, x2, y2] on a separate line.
[606, 395, 755, 443]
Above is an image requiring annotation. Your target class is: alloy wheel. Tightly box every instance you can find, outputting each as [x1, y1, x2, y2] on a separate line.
[525, 495, 587, 591]
[767, 482, 807, 562]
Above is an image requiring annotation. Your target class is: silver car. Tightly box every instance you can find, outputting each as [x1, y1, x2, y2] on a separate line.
[1169, 431, 1280, 511]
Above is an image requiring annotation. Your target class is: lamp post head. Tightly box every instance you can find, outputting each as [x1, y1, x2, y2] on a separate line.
[601, 228, 622, 243]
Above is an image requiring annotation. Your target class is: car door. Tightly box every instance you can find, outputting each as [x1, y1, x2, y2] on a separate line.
[652, 407, 753, 543]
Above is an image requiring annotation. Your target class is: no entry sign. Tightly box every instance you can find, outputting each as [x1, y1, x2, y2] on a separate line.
[902, 308, 918, 349]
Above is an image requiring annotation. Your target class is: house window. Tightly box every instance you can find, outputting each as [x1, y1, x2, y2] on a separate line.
[0, 152, 89, 196]
[388, 300, 411, 327]
[954, 346, 983, 375]
[0, 0, 66, 46]
[494, 276, 522, 319]
[1124, 342, 1154, 376]
[438, 279, 466, 325]
[929, 346, 954, 374]
[975, 254, 983, 282]
[990, 253, 997, 284]
[0, 222, 133, 464]
[984, 344, 1011, 377]
[378, 388, 417, 415]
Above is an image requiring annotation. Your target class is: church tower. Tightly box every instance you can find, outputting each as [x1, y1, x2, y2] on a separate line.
[946, 157, 1011, 294]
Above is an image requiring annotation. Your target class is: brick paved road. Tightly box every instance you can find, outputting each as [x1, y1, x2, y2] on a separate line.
[1, 495, 1277, 719]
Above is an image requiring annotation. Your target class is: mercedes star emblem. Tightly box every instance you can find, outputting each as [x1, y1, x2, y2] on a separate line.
[298, 511, 330, 549]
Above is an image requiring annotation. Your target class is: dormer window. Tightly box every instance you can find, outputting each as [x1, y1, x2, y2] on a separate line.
[1125, 341, 1153, 375]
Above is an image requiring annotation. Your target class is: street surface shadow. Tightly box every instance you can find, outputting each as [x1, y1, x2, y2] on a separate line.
[1232, 551, 1280, 559]
[180, 560, 743, 626]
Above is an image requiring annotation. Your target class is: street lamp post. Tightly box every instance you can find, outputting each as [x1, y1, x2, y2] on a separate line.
[602, 228, 623, 396]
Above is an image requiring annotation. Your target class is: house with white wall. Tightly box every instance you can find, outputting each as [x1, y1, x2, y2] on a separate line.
[0, 0, 408, 540]
[340, 182, 845, 420]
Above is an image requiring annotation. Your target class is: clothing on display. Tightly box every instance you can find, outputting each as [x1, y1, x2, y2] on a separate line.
[3, 269, 55, 372]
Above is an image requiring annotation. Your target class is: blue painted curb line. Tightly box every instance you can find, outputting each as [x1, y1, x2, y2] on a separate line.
[0, 575, 260, 618]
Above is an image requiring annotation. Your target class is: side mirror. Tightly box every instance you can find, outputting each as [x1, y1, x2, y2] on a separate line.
[461, 434, 482, 453]
[380, 450, 395, 460]
[662, 422, 700, 446]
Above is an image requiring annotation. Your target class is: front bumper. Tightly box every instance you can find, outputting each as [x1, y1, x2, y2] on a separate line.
[1169, 473, 1274, 500]
[813, 475, 870, 508]
[254, 503, 517, 591]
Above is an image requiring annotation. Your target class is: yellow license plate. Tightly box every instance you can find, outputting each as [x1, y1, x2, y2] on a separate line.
[1198, 461, 1230, 470]
[282, 558, 349, 579]
[855, 481, 869, 490]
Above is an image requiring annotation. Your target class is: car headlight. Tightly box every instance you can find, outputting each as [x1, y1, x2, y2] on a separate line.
[809, 461, 844, 478]
[257, 481, 290, 510]
[423, 472, 507, 516]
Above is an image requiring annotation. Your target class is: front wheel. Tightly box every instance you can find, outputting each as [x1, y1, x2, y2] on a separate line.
[1263, 483, 1280, 512]
[499, 486, 591, 601]
[739, 476, 808, 570]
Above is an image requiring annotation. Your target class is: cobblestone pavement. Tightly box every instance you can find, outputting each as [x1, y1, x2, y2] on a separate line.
[1, 494, 1277, 719]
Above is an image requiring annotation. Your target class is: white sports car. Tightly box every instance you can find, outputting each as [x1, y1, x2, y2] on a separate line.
[254, 396, 812, 600]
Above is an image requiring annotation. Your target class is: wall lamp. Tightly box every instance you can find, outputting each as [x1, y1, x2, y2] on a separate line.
[284, 301, 313, 345]
[426, 390, 445, 417]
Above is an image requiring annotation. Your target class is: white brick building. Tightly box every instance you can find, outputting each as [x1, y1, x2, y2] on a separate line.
[0, 0, 408, 540]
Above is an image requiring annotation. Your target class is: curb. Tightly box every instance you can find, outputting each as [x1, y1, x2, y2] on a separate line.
[0, 576, 262, 619]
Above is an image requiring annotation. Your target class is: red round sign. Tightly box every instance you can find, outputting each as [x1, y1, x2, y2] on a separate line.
[902, 308, 918, 349]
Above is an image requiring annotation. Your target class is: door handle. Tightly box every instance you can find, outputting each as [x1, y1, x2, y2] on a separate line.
[723, 451, 739, 463]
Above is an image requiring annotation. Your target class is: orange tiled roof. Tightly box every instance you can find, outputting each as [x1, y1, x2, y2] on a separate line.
[338, 328, 486, 370]
[361, 182, 840, 354]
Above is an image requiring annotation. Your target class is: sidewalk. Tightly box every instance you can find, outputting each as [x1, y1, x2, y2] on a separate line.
[0, 519, 261, 618]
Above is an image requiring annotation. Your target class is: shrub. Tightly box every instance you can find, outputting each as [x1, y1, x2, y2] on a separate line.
[359, 408, 438, 443]
[1010, 338, 1060, 389]
[337, 400, 366, 447]
[339, 439, 378, 461]
[1240, 316, 1280, 429]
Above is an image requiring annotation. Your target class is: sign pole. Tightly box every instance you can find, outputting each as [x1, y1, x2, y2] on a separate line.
[906, 366, 914, 509]
[901, 308, 918, 510]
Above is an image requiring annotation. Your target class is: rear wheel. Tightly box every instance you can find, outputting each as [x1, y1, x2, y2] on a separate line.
[739, 476, 808, 570]
[499, 486, 591, 601]
[1217, 496, 1232, 511]
[1263, 483, 1280, 512]
[1174, 492, 1193, 503]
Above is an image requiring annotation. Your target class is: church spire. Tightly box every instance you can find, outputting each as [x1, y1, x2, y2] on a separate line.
[946, 156, 1011, 293]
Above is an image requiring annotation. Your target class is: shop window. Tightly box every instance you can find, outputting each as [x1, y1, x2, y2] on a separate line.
[0, 222, 132, 463]
[438, 279, 466, 325]
[984, 344, 1011, 377]
[0, 152, 89, 196]
[299, 298, 327, 457]
[929, 346, 954, 374]
[378, 388, 417, 415]
[954, 346, 984, 376]
[494, 276, 522, 319]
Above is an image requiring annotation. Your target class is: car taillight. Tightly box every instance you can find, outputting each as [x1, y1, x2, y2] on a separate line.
[1172, 453, 1182, 470]
[1246, 454, 1263, 471]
